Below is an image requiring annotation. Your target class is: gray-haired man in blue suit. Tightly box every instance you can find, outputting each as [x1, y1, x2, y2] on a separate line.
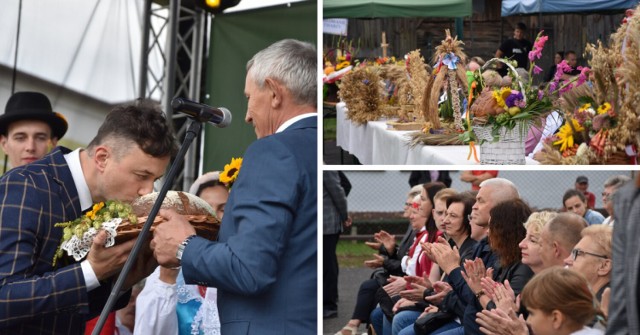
[152, 39, 317, 334]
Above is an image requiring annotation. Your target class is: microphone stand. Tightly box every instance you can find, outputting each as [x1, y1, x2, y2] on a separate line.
[91, 118, 202, 335]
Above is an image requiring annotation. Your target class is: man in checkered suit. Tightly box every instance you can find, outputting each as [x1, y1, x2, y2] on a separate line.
[0, 100, 177, 334]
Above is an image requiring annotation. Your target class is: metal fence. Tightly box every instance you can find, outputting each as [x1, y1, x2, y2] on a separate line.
[338, 170, 636, 213]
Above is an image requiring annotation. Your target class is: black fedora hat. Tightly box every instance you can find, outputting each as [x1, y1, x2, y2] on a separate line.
[0, 91, 68, 139]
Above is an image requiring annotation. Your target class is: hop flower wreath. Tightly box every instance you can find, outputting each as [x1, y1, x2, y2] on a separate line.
[219, 157, 242, 189]
[53, 200, 137, 266]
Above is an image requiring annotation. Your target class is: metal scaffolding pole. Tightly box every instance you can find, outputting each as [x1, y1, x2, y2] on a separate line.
[139, 0, 207, 191]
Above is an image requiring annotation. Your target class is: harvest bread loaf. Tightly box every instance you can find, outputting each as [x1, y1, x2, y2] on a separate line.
[115, 191, 220, 243]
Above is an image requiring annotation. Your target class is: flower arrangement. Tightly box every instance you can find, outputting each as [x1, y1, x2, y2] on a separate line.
[455, 30, 598, 164]
[323, 36, 360, 102]
[220, 157, 242, 189]
[536, 7, 640, 164]
[53, 200, 137, 265]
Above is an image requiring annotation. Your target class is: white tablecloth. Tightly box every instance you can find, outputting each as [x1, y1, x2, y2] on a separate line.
[335, 102, 539, 165]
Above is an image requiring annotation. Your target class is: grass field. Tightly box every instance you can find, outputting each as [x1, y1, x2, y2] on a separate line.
[336, 240, 375, 268]
[324, 117, 336, 141]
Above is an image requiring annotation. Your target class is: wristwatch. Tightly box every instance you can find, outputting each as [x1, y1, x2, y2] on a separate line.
[176, 234, 197, 264]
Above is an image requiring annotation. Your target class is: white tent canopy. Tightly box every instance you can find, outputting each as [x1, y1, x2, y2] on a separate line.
[0, 0, 302, 104]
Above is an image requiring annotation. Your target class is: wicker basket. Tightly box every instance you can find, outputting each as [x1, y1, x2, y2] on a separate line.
[473, 121, 530, 165]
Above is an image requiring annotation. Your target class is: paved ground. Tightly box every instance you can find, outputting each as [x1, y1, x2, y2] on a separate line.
[323, 140, 359, 165]
[323, 266, 372, 335]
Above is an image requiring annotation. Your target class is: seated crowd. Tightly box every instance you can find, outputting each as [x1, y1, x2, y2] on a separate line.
[335, 174, 627, 335]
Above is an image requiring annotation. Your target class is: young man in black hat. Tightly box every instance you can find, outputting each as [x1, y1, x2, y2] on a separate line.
[0, 91, 68, 170]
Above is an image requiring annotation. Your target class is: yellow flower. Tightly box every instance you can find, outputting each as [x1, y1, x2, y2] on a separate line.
[553, 119, 584, 152]
[597, 102, 611, 115]
[220, 157, 243, 186]
[499, 87, 512, 101]
[335, 61, 351, 71]
[492, 90, 507, 109]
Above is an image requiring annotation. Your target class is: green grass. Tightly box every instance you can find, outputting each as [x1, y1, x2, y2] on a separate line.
[336, 240, 375, 268]
[324, 117, 336, 141]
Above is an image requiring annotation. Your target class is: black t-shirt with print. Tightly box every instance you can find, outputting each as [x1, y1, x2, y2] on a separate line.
[498, 38, 533, 76]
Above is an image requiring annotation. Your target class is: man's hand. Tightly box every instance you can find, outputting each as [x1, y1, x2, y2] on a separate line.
[87, 230, 136, 281]
[150, 209, 196, 268]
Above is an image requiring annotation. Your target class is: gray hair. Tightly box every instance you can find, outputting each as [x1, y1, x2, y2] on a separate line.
[479, 177, 520, 203]
[246, 39, 316, 106]
[408, 184, 423, 199]
[604, 174, 631, 189]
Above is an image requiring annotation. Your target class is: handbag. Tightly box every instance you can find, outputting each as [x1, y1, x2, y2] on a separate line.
[413, 311, 456, 335]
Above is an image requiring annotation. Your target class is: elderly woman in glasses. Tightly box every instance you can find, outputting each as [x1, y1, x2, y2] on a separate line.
[563, 224, 613, 303]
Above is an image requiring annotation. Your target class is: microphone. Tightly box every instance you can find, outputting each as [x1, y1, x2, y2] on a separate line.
[171, 98, 232, 128]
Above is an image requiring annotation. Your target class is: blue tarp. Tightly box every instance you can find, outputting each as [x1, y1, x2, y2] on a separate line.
[501, 0, 638, 16]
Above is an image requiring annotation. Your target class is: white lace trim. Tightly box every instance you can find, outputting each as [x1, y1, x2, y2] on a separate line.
[176, 279, 221, 335]
[60, 218, 121, 261]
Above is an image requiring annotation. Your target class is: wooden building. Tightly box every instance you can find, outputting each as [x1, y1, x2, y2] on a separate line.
[324, 0, 625, 83]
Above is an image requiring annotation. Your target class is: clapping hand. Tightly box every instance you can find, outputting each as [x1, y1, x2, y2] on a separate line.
[492, 280, 518, 313]
[461, 258, 492, 296]
[364, 241, 382, 251]
[399, 282, 428, 302]
[384, 275, 407, 297]
[374, 230, 397, 254]
[424, 281, 452, 305]
[363, 254, 384, 268]
[476, 308, 529, 335]
[427, 237, 461, 274]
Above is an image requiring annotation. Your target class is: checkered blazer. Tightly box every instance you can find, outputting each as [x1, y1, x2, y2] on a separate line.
[0, 147, 122, 334]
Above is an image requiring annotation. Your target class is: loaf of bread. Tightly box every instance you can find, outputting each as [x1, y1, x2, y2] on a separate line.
[115, 191, 220, 243]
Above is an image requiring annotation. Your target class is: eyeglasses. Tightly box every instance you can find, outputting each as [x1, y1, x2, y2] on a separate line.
[601, 192, 611, 198]
[570, 248, 608, 261]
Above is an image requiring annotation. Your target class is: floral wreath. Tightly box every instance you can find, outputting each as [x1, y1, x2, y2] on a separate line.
[219, 157, 242, 189]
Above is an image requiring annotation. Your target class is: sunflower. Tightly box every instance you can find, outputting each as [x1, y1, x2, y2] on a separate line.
[220, 157, 243, 187]
[553, 119, 584, 152]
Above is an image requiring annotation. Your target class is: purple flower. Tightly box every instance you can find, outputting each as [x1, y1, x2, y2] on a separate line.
[549, 81, 557, 93]
[505, 91, 524, 108]
[538, 90, 545, 100]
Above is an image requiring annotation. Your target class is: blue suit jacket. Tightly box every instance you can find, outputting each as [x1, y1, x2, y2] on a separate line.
[0, 147, 126, 334]
[181, 116, 317, 334]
